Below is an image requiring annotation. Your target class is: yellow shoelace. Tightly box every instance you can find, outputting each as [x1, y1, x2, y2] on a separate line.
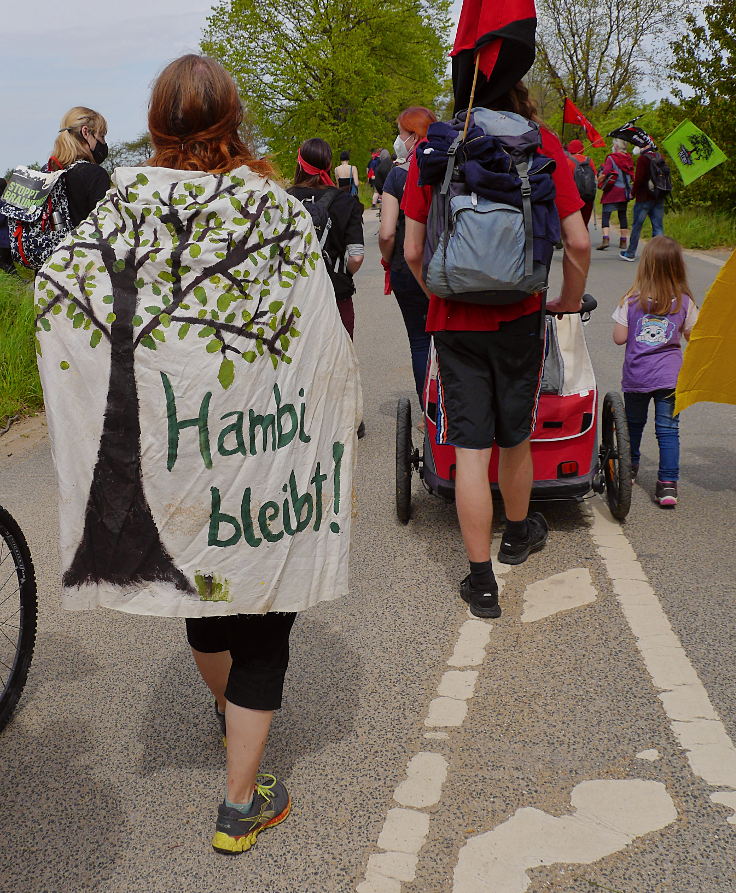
[254, 773, 277, 801]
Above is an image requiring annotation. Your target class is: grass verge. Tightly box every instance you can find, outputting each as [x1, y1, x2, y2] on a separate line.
[0, 271, 43, 429]
[663, 207, 736, 250]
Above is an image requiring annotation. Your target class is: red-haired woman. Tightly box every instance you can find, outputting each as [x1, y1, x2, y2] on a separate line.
[378, 106, 437, 404]
[37, 54, 360, 856]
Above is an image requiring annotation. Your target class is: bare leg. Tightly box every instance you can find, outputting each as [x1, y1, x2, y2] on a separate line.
[498, 440, 533, 522]
[226, 705, 274, 802]
[454, 447, 493, 562]
[191, 648, 231, 713]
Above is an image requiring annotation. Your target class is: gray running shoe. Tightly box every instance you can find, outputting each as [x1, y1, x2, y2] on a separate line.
[212, 775, 291, 855]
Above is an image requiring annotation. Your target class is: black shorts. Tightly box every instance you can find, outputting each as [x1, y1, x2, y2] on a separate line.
[186, 612, 296, 711]
[433, 312, 545, 450]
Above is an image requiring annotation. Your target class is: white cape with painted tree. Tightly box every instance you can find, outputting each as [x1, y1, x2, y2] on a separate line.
[35, 166, 362, 617]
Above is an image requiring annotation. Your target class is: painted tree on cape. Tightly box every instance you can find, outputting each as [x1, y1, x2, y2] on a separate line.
[35, 171, 315, 594]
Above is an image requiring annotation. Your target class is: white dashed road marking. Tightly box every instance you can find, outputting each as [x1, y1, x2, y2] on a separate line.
[520, 567, 596, 623]
[360, 506, 736, 891]
[589, 503, 736, 823]
[453, 779, 677, 893]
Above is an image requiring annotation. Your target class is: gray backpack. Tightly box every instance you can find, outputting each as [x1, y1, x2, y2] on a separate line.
[420, 109, 559, 306]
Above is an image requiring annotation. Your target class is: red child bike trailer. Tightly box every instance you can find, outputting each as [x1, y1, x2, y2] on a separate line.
[395, 296, 632, 523]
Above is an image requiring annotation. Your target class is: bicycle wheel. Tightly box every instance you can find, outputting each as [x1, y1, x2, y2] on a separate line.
[396, 398, 413, 524]
[0, 505, 37, 732]
[601, 392, 632, 521]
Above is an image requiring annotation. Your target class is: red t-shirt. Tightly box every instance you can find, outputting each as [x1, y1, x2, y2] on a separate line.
[401, 127, 583, 332]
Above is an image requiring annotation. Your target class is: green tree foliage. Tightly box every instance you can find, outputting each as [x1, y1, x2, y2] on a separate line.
[669, 2, 736, 210]
[534, 0, 687, 112]
[103, 134, 152, 173]
[202, 0, 451, 173]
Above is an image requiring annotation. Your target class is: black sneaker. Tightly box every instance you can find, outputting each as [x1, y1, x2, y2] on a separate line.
[460, 575, 501, 619]
[498, 512, 549, 565]
[212, 775, 291, 855]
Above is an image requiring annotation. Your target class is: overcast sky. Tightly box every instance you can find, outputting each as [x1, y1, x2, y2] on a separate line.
[3, 1, 214, 174]
[4, 0, 674, 176]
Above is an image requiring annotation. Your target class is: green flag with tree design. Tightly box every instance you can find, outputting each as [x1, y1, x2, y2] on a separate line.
[662, 120, 728, 186]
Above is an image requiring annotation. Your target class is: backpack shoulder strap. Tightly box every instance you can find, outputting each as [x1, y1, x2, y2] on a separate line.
[515, 160, 534, 278]
[317, 187, 340, 210]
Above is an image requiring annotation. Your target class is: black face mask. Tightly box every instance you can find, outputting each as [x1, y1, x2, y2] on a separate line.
[92, 139, 108, 164]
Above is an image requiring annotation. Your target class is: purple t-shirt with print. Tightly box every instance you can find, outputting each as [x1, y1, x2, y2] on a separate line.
[612, 295, 696, 393]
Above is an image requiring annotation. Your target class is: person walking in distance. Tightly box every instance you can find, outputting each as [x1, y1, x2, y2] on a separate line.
[50, 107, 112, 225]
[379, 106, 437, 406]
[288, 138, 365, 340]
[335, 150, 360, 196]
[402, 78, 590, 619]
[597, 138, 633, 251]
[620, 143, 669, 262]
[612, 236, 698, 507]
[565, 139, 597, 228]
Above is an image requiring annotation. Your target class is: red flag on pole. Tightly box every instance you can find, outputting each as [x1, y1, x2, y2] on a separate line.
[562, 98, 606, 148]
[451, 0, 537, 112]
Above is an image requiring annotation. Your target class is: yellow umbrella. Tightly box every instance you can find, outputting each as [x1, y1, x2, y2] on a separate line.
[675, 248, 736, 415]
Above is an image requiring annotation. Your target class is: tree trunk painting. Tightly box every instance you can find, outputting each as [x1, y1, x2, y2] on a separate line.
[63, 270, 193, 592]
[35, 171, 311, 597]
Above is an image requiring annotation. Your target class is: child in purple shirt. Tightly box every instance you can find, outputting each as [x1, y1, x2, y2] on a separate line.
[612, 236, 698, 507]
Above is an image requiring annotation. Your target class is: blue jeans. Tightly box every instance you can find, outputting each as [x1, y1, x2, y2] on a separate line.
[624, 200, 665, 257]
[624, 389, 679, 481]
[390, 266, 430, 403]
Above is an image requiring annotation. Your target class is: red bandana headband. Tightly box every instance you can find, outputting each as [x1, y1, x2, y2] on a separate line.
[297, 149, 335, 186]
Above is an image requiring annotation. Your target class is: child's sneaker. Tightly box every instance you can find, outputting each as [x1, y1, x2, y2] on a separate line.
[460, 575, 501, 619]
[655, 480, 678, 507]
[212, 775, 291, 855]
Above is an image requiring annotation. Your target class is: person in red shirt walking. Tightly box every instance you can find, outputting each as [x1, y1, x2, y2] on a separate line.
[402, 80, 590, 619]
[565, 139, 597, 228]
[596, 139, 634, 251]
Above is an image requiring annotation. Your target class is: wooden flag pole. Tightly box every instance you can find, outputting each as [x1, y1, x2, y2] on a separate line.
[461, 52, 481, 142]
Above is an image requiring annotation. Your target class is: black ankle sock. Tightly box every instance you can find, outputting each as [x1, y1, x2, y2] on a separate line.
[469, 559, 496, 591]
[505, 519, 529, 542]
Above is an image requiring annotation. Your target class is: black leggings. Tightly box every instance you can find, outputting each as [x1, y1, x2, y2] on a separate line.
[601, 202, 629, 229]
[186, 612, 296, 711]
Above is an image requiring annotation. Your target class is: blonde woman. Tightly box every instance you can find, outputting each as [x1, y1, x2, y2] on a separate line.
[52, 106, 111, 225]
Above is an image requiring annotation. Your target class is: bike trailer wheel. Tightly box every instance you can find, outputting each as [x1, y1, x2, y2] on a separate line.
[601, 392, 632, 520]
[0, 505, 37, 733]
[396, 398, 413, 524]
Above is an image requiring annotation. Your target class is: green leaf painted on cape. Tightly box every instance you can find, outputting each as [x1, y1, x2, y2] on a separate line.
[113, 259, 125, 272]
[151, 328, 166, 342]
[141, 334, 157, 350]
[60, 361, 70, 370]
[242, 350, 257, 363]
[268, 301, 283, 313]
[217, 293, 231, 312]
[39, 318, 51, 332]
[189, 244, 202, 258]
[144, 306, 161, 315]
[132, 315, 143, 327]
[193, 286, 207, 304]
[206, 339, 221, 353]
[218, 357, 235, 390]
[178, 323, 191, 339]
[90, 330, 102, 348]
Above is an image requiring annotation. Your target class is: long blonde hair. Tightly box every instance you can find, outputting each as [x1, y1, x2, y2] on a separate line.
[51, 107, 108, 167]
[620, 235, 694, 316]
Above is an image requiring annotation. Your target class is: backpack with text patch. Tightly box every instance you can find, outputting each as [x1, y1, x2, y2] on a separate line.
[0, 158, 82, 271]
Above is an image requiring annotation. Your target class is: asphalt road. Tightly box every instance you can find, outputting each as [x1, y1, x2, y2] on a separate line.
[1, 217, 734, 893]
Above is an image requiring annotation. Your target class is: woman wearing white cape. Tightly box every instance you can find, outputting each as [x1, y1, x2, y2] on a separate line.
[36, 55, 361, 854]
